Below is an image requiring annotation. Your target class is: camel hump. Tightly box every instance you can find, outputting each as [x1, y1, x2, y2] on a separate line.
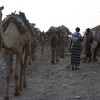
[2, 11, 35, 36]
[2, 14, 27, 33]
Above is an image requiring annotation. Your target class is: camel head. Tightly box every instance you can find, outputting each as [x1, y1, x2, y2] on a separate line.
[0, 6, 4, 10]
[0, 6, 4, 19]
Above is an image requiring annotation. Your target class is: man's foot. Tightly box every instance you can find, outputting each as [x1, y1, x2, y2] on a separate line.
[88, 59, 91, 63]
[72, 66, 74, 70]
[82, 60, 86, 63]
[75, 66, 80, 70]
[93, 58, 98, 61]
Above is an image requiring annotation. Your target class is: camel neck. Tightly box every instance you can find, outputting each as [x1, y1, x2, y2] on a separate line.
[0, 18, 2, 32]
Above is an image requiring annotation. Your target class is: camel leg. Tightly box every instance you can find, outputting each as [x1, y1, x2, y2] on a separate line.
[14, 52, 22, 96]
[41, 42, 43, 55]
[40, 42, 44, 59]
[32, 48, 36, 61]
[23, 47, 29, 88]
[41, 42, 44, 55]
[40, 37, 44, 56]
[56, 45, 59, 62]
[59, 42, 64, 58]
[27, 41, 32, 65]
[58, 43, 61, 57]
[3, 49, 11, 100]
[51, 46, 55, 64]
[9, 52, 13, 76]
[19, 60, 23, 91]
[30, 46, 36, 62]
[61, 44, 65, 58]
[19, 47, 27, 91]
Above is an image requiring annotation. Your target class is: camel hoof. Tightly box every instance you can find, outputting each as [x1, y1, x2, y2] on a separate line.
[10, 68, 13, 73]
[61, 54, 65, 58]
[14, 92, 20, 96]
[32, 58, 35, 61]
[56, 59, 59, 62]
[14, 89, 20, 96]
[4, 96, 9, 100]
[19, 86, 22, 91]
[51, 61, 55, 64]
[23, 83, 27, 88]
[28, 61, 31, 65]
[61, 56, 64, 59]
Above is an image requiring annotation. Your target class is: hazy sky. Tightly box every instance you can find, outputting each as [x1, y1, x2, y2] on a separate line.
[0, 0, 100, 34]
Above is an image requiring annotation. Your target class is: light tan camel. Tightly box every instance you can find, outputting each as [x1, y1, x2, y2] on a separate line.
[0, 6, 30, 100]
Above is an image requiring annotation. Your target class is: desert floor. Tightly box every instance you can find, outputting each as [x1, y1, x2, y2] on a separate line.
[0, 46, 100, 100]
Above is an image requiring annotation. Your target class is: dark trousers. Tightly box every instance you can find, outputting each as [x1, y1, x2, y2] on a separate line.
[93, 42, 100, 60]
[85, 42, 92, 62]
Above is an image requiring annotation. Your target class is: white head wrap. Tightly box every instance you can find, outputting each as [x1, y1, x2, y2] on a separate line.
[71, 32, 81, 42]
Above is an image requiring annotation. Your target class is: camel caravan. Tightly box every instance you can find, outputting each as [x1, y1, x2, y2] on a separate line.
[1, 5, 100, 100]
[0, 5, 72, 100]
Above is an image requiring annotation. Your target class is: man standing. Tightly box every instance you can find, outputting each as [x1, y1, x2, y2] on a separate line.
[70, 27, 83, 70]
[84, 28, 93, 62]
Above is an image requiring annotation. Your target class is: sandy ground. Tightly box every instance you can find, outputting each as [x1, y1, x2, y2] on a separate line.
[0, 46, 100, 100]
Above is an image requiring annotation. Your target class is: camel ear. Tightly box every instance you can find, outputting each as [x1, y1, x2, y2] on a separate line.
[0, 6, 4, 10]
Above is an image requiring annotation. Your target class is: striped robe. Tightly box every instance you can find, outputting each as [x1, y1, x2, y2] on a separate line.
[71, 43, 81, 66]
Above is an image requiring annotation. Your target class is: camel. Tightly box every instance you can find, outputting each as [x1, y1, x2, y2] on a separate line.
[30, 24, 47, 58]
[57, 25, 71, 58]
[31, 24, 46, 56]
[28, 36, 37, 64]
[46, 25, 71, 64]
[39, 31, 47, 56]
[0, 6, 31, 100]
[46, 26, 59, 64]
[28, 23, 40, 62]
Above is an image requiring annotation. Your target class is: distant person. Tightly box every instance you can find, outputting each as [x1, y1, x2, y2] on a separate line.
[70, 27, 83, 70]
[93, 31, 100, 61]
[84, 28, 93, 62]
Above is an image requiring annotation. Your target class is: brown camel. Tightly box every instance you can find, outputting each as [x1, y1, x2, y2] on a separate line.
[28, 36, 37, 64]
[46, 25, 71, 64]
[57, 25, 71, 58]
[39, 31, 47, 56]
[46, 26, 59, 64]
[28, 23, 40, 62]
[0, 6, 30, 100]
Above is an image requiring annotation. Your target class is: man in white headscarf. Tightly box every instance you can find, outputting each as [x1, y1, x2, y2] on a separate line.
[70, 27, 83, 70]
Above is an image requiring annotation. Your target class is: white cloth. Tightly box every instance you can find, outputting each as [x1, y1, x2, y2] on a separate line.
[71, 32, 81, 42]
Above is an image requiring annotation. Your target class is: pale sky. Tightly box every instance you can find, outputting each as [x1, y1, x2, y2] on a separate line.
[0, 0, 100, 34]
